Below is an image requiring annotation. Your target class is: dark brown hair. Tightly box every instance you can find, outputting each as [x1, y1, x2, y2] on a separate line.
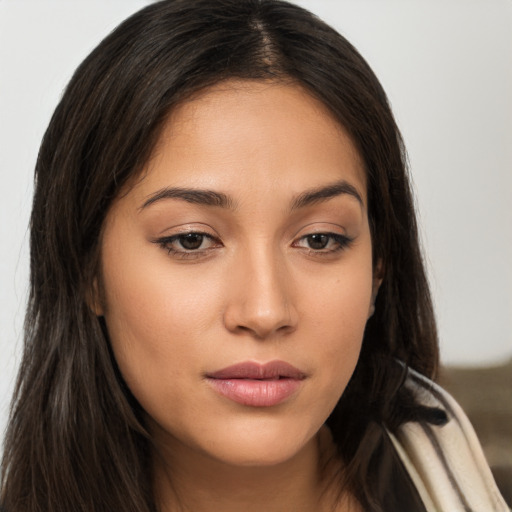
[1, 1, 439, 511]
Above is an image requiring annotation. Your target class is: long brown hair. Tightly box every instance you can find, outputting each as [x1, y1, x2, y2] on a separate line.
[1, 1, 439, 510]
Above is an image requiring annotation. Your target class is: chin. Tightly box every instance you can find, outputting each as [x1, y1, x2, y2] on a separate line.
[199, 418, 319, 468]
[210, 443, 307, 468]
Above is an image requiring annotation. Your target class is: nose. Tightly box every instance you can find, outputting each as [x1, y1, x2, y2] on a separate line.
[223, 247, 298, 339]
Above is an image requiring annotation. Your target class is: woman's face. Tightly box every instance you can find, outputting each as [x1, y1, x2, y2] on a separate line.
[97, 80, 379, 468]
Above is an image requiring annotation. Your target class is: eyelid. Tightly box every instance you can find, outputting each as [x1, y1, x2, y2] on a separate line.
[154, 221, 218, 237]
[291, 226, 354, 256]
[295, 232, 352, 247]
[152, 229, 223, 260]
[151, 222, 354, 260]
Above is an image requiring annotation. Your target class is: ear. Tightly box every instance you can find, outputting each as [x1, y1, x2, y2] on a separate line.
[368, 259, 384, 318]
[87, 277, 105, 317]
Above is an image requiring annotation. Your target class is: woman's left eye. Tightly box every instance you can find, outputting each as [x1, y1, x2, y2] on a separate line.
[293, 233, 353, 253]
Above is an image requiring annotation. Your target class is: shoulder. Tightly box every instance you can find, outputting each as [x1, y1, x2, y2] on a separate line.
[388, 366, 509, 512]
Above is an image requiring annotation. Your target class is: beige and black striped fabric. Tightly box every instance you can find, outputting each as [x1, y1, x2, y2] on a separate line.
[389, 367, 509, 511]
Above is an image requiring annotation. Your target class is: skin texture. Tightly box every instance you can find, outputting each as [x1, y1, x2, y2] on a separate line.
[97, 80, 378, 511]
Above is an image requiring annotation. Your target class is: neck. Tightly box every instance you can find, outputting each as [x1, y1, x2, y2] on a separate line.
[152, 427, 355, 512]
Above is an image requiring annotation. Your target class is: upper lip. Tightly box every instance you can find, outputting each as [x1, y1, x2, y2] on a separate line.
[206, 360, 306, 380]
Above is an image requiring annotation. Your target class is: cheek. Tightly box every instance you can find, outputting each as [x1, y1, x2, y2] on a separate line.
[302, 257, 373, 339]
[299, 259, 373, 399]
[98, 237, 222, 402]
[101, 227, 222, 340]
[100, 269, 210, 440]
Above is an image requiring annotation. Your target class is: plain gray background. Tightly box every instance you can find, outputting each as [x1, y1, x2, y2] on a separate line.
[1, 0, 511, 444]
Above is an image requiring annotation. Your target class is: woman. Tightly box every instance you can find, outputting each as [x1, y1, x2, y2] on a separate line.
[0, 1, 507, 511]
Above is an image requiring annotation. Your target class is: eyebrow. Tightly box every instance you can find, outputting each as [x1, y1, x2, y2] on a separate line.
[140, 187, 234, 210]
[290, 180, 364, 210]
[140, 179, 363, 211]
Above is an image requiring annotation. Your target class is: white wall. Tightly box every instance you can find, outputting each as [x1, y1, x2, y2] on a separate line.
[1, 0, 511, 443]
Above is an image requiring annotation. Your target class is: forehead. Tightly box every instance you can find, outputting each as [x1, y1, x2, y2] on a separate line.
[132, 79, 367, 206]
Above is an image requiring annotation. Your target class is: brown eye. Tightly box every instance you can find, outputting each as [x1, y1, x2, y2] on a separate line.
[293, 232, 353, 255]
[153, 231, 222, 258]
[306, 234, 329, 250]
[178, 233, 204, 250]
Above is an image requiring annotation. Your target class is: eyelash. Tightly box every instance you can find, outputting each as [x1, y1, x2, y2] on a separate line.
[153, 232, 221, 260]
[153, 231, 353, 260]
[292, 233, 354, 256]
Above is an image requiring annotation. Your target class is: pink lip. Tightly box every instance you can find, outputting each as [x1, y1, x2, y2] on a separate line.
[206, 361, 306, 407]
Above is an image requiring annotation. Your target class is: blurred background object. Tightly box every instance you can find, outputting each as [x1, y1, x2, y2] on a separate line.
[440, 359, 512, 507]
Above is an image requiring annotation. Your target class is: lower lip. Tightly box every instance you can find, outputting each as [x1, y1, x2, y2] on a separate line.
[206, 378, 302, 407]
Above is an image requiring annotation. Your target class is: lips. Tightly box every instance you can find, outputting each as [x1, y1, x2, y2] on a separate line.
[205, 361, 306, 407]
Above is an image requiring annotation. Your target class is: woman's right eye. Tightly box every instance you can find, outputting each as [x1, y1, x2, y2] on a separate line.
[175, 233, 207, 250]
[153, 232, 221, 259]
